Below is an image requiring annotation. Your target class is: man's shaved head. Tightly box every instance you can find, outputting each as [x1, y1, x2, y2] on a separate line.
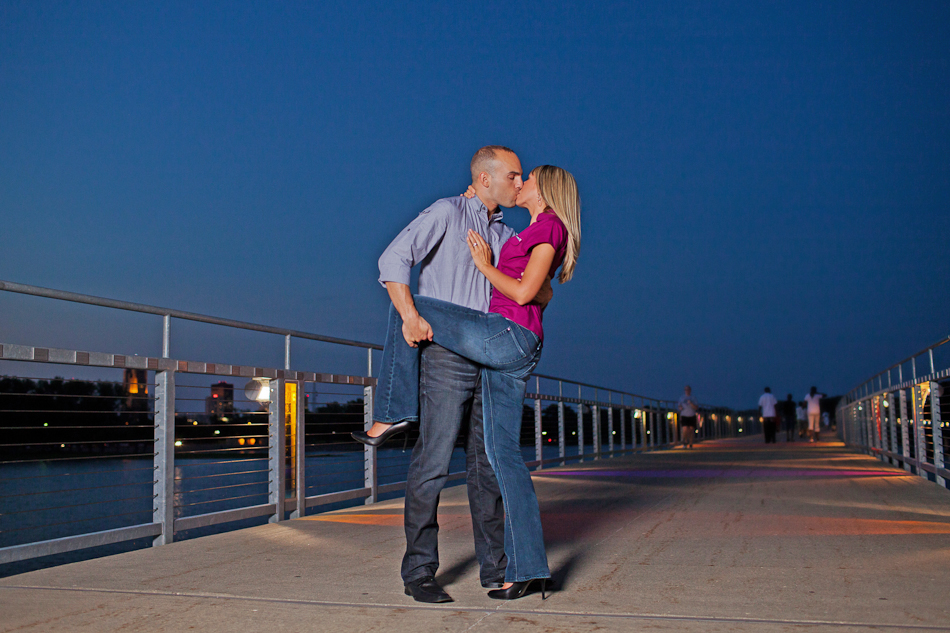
[471, 145, 516, 182]
[469, 145, 522, 211]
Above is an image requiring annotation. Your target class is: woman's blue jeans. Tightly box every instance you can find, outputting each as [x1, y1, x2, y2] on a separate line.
[375, 296, 550, 582]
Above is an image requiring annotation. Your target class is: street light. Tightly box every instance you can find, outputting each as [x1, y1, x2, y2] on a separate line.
[244, 378, 271, 403]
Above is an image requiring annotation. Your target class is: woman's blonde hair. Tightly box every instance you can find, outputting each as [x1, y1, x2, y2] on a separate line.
[534, 165, 581, 283]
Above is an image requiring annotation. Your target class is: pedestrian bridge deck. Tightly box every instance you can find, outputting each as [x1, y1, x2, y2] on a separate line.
[3, 436, 949, 632]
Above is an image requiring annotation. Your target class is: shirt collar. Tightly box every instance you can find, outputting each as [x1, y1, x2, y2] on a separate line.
[466, 194, 505, 225]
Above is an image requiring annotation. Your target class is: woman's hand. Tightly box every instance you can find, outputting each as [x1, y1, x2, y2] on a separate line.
[467, 230, 493, 270]
[460, 185, 476, 199]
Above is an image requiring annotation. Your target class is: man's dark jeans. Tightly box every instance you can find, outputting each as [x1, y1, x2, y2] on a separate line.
[401, 343, 506, 586]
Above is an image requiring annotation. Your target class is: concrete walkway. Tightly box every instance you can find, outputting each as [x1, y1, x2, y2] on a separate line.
[3, 436, 950, 632]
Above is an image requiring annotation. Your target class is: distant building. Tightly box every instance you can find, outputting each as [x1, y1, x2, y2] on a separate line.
[205, 381, 234, 418]
[123, 368, 148, 410]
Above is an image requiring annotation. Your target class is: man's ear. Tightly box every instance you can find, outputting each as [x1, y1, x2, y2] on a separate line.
[478, 171, 491, 189]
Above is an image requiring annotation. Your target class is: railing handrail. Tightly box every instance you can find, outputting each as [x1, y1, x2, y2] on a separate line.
[1, 279, 691, 404]
[0, 279, 383, 351]
[848, 335, 950, 399]
[836, 335, 949, 492]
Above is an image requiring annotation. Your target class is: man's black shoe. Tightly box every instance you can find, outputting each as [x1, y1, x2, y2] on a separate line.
[481, 580, 505, 589]
[404, 576, 453, 603]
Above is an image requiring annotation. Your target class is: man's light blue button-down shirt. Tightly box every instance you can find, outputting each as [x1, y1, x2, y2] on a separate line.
[378, 195, 516, 313]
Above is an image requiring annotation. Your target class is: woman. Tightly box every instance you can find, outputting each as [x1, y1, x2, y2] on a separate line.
[354, 165, 581, 599]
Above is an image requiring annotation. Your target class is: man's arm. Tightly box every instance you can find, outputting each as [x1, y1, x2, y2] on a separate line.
[387, 282, 433, 348]
[378, 201, 450, 289]
[378, 202, 452, 346]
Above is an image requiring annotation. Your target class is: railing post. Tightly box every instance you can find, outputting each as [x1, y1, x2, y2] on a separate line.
[665, 407, 670, 444]
[876, 397, 884, 454]
[841, 404, 854, 444]
[880, 397, 889, 457]
[899, 389, 911, 472]
[268, 378, 286, 523]
[607, 396, 614, 454]
[868, 396, 881, 449]
[646, 406, 653, 448]
[930, 381, 945, 487]
[592, 402, 601, 460]
[534, 377, 543, 468]
[364, 384, 377, 504]
[291, 381, 307, 519]
[638, 408, 648, 451]
[162, 314, 170, 358]
[620, 404, 627, 450]
[557, 382, 565, 462]
[577, 386, 584, 462]
[887, 393, 897, 466]
[153, 368, 175, 546]
[913, 384, 928, 480]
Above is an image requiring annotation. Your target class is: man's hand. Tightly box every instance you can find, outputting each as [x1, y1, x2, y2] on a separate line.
[531, 276, 554, 310]
[402, 315, 433, 348]
[386, 282, 433, 347]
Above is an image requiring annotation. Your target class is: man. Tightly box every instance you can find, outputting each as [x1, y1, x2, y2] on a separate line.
[375, 146, 549, 603]
[796, 400, 807, 438]
[677, 385, 699, 449]
[804, 386, 826, 442]
[758, 387, 778, 444]
[782, 393, 796, 442]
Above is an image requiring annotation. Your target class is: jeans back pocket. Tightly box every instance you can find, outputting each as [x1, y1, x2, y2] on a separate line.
[484, 326, 528, 366]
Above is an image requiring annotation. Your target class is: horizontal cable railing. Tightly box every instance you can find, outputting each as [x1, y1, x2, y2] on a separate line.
[837, 336, 950, 490]
[0, 279, 741, 566]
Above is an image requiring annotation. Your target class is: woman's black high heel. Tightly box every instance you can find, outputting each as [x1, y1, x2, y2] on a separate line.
[351, 421, 411, 447]
[487, 578, 549, 600]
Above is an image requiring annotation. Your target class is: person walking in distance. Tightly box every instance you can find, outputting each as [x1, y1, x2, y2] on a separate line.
[796, 400, 807, 439]
[783, 393, 796, 442]
[804, 386, 826, 442]
[759, 387, 778, 444]
[677, 385, 699, 449]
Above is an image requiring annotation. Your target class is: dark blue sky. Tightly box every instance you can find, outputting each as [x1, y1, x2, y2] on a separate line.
[2, 1, 948, 407]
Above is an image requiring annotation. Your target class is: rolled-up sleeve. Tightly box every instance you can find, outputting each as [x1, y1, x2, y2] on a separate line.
[378, 201, 450, 287]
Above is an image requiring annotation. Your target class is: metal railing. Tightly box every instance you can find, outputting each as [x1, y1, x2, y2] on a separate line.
[0, 280, 740, 565]
[837, 335, 950, 490]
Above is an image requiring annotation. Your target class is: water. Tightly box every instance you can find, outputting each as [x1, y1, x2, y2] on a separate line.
[0, 441, 593, 577]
